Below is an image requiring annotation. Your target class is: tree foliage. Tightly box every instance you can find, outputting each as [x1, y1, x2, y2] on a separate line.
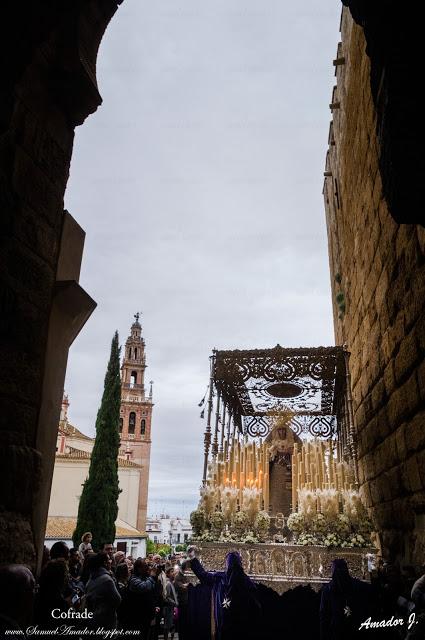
[73, 332, 121, 550]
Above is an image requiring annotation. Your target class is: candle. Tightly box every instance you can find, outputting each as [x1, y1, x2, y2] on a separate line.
[264, 472, 269, 512]
[292, 454, 297, 512]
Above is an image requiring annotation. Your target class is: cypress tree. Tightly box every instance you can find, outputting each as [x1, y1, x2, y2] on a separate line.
[73, 331, 121, 551]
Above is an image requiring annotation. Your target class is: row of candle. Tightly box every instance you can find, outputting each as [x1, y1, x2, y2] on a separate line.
[209, 437, 270, 511]
[291, 439, 356, 511]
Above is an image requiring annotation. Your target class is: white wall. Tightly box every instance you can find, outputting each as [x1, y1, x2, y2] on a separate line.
[117, 468, 140, 528]
[49, 462, 88, 516]
[49, 460, 142, 529]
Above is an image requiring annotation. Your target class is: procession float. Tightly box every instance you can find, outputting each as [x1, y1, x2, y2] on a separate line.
[190, 346, 376, 593]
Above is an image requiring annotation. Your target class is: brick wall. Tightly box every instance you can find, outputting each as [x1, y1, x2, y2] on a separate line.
[324, 8, 425, 562]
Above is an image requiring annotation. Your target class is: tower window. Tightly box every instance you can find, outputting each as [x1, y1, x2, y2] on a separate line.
[130, 371, 138, 388]
[129, 412, 136, 434]
[128, 347, 132, 359]
[141, 419, 146, 435]
[134, 348, 138, 359]
[119, 418, 123, 433]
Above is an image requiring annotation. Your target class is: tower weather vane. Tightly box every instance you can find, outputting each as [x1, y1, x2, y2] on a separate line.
[134, 311, 142, 323]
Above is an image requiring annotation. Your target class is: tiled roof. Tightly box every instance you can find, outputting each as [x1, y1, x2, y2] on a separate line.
[56, 446, 141, 468]
[46, 517, 146, 539]
[59, 446, 91, 460]
[59, 421, 93, 442]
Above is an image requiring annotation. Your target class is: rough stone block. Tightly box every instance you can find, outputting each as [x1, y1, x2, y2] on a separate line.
[415, 312, 425, 354]
[406, 456, 423, 493]
[417, 358, 425, 404]
[395, 331, 420, 384]
[387, 374, 420, 431]
[395, 423, 407, 461]
[416, 449, 425, 490]
[383, 361, 396, 396]
[417, 227, 425, 255]
[405, 411, 425, 455]
[371, 378, 386, 413]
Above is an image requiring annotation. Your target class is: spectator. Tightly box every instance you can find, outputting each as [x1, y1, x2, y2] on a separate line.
[126, 559, 158, 637]
[174, 560, 191, 640]
[100, 542, 114, 560]
[50, 541, 70, 562]
[0, 565, 35, 635]
[34, 559, 69, 628]
[85, 552, 121, 629]
[116, 563, 131, 627]
[69, 548, 82, 579]
[164, 567, 178, 640]
[78, 532, 93, 563]
[113, 551, 125, 569]
[41, 545, 50, 570]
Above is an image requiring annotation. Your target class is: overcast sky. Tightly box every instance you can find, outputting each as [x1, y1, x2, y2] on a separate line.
[65, 0, 341, 518]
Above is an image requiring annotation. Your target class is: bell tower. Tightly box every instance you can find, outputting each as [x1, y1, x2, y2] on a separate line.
[119, 313, 153, 532]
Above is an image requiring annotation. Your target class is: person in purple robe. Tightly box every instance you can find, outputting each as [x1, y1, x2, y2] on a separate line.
[320, 558, 374, 640]
[187, 548, 262, 640]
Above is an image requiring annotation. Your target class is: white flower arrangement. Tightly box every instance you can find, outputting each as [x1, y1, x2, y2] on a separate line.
[199, 530, 215, 542]
[242, 487, 261, 525]
[190, 508, 206, 537]
[335, 513, 351, 536]
[254, 510, 271, 541]
[323, 532, 343, 548]
[298, 488, 317, 519]
[288, 485, 373, 548]
[210, 511, 224, 537]
[220, 485, 239, 524]
[286, 512, 306, 536]
[241, 531, 259, 544]
[317, 488, 340, 519]
[312, 513, 327, 535]
[297, 533, 318, 546]
[342, 490, 367, 522]
[199, 484, 219, 518]
[218, 529, 237, 543]
[231, 510, 249, 538]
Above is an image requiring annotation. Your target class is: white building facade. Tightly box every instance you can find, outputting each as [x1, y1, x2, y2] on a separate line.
[146, 516, 192, 546]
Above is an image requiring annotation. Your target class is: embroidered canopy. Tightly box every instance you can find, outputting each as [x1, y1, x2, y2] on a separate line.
[212, 346, 346, 439]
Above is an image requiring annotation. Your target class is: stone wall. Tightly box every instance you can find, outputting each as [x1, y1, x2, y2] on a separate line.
[0, 1, 121, 568]
[324, 8, 425, 563]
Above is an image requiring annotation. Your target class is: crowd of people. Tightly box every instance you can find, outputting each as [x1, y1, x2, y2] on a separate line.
[0, 533, 425, 640]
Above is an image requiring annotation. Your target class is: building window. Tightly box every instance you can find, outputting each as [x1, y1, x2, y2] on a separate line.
[119, 418, 123, 432]
[141, 419, 146, 435]
[130, 371, 137, 388]
[154, 536, 158, 543]
[129, 412, 136, 434]
[176, 533, 181, 543]
[128, 347, 132, 359]
[134, 348, 138, 359]
[184, 534, 188, 542]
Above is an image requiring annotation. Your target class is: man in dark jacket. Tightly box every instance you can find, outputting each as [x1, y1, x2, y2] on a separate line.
[86, 552, 121, 629]
[126, 559, 158, 638]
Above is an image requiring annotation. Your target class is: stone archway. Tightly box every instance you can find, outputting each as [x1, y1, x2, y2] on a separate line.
[0, 0, 123, 570]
